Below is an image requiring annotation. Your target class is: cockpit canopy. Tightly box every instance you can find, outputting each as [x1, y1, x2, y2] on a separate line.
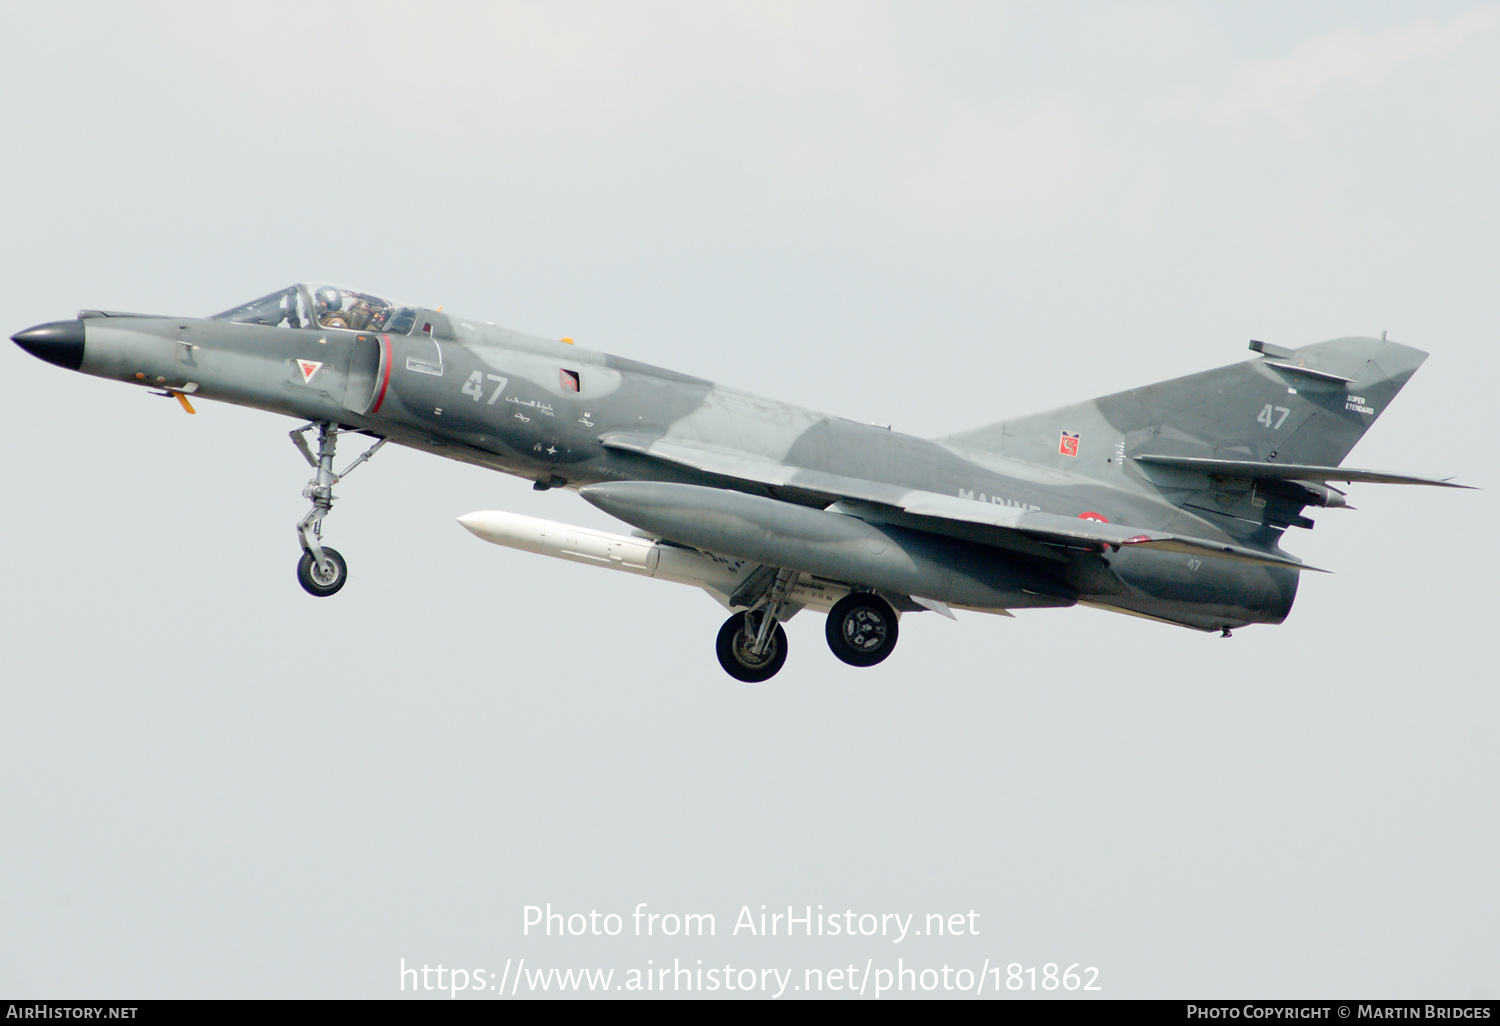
[211, 284, 419, 334]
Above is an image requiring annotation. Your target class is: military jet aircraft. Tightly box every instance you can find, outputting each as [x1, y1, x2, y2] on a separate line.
[13, 283, 1468, 681]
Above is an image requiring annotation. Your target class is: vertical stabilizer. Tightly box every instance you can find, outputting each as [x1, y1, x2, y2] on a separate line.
[941, 336, 1427, 469]
[938, 337, 1429, 538]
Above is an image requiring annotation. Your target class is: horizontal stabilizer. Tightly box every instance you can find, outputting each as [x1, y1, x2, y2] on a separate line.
[1260, 360, 1353, 383]
[1133, 455, 1473, 488]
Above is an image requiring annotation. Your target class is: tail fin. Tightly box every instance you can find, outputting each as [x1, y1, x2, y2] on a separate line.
[939, 336, 1430, 535]
[943, 336, 1427, 467]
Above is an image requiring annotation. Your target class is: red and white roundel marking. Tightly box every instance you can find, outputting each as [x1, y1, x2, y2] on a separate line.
[1078, 511, 1109, 523]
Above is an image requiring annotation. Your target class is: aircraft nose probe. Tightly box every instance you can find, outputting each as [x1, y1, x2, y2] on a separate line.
[12, 320, 86, 371]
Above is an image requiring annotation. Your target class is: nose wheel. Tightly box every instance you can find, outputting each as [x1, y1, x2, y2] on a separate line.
[297, 547, 347, 596]
[290, 421, 385, 597]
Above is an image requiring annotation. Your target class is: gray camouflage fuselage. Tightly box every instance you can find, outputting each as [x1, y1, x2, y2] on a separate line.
[15, 286, 1449, 653]
[41, 294, 1398, 633]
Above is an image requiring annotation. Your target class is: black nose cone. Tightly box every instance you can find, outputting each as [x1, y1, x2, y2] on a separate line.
[12, 320, 85, 371]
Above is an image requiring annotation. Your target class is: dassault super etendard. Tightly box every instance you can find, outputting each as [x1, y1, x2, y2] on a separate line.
[13, 283, 1468, 681]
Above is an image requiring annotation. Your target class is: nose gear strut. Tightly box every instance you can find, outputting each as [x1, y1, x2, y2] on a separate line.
[290, 421, 386, 596]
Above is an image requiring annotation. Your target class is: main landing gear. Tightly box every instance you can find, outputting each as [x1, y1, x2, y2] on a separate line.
[290, 421, 386, 597]
[713, 573, 902, 682]
[716, 568, 799, 682]
[716, 610, 789, 683]
[825, 592, 899, 667]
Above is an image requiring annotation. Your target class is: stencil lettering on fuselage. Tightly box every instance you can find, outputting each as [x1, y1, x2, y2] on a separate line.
[405, 337, 443, 376]
[958, 488, 1041, 511]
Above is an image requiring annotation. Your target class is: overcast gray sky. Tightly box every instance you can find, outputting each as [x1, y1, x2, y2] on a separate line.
[2, 1, 1495, 999]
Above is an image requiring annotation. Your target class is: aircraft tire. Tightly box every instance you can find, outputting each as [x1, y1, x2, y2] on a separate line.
[716, 612, 788, 683]
[297, 547, 348, 597]
[826, 593, 898, 667]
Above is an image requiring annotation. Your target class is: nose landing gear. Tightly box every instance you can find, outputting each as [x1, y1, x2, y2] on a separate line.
[290, 421, 386, 597]
[296, 546, 348, 596]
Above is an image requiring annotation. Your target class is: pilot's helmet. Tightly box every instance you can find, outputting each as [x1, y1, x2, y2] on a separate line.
[314, 287, 342, 316]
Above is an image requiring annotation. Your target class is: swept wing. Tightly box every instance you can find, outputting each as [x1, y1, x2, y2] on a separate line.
[600, 432, 1319, 572]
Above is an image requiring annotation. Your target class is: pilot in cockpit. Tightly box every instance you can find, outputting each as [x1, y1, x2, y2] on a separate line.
[315, 287, 353, 329]
[314, 287, 348, 329]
